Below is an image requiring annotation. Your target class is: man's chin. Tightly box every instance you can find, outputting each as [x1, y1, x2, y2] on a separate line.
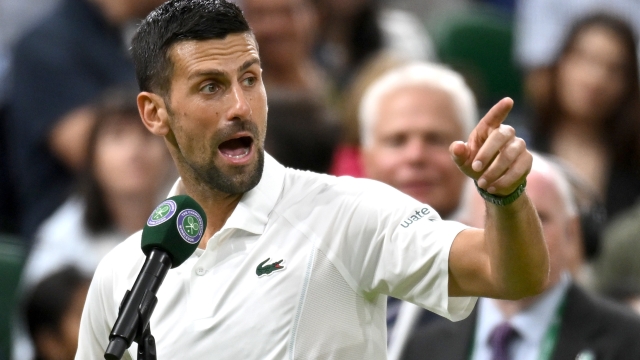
[207, 149, 264, 195]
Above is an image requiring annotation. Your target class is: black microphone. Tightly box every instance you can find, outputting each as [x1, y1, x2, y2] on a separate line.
[104, 195, 207, 360]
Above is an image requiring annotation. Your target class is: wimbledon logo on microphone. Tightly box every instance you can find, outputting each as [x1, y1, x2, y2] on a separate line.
[177, 209, 204, 244]
[147, 200, 177, 227]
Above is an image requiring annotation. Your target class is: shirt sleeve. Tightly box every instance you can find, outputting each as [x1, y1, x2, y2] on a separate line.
[315, 178, 478, 321]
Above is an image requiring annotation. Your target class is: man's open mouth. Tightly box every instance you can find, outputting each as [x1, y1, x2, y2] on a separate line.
[218, 136, 253, 158]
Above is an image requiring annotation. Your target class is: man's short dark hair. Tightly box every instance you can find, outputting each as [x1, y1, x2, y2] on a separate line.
[131, 0, 251, 95]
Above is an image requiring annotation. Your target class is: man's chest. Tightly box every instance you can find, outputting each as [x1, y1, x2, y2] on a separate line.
[124, 220, 318, 358]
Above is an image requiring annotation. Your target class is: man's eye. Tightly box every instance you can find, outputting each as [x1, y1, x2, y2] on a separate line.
[425, 134, 450, 148]
[201, 83, 220, 93]
[383, 136, 405, 148]
[243, 76, 257, 86]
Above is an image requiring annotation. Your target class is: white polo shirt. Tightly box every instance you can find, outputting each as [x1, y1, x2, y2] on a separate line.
[76, 154, 476, 360]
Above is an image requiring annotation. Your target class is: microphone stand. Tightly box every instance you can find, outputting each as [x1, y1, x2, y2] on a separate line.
[106, 288, 159, 360]
[136, 291, 158, 360]
[104, 249, 170, 360]
[138, 325, 157, 360]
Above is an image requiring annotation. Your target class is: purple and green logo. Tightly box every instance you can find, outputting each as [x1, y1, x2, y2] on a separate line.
[177, 209, 204, 244]
[147, 200, 177, 227]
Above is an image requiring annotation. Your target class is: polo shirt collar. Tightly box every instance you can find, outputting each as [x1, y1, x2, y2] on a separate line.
[166, 152, 285, 235]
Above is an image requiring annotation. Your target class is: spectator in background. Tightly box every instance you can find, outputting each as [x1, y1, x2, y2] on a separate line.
[402, 154, 640, 360]
[4, 0, 165, 242]
[356, 62, 477, 359]
[22, 266, 89, 360]
[528, 13, 640, 221]
[515, 0, 640, 109]
[359, 62, 476, 219]
[20, 87, 174, 289]
[313, 0, 434, 92]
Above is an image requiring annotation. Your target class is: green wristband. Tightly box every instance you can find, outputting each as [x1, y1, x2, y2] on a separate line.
[475, 180, 527, 206]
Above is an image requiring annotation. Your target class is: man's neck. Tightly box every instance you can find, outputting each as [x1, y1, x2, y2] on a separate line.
[179, 176, 244, 249]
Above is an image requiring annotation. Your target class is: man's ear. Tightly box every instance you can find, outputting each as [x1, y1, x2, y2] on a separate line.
[138, 91, 170, 136]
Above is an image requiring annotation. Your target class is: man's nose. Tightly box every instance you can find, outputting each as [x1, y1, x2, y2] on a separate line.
[404, 139, 428, 162]
[226, 82, 252, 120]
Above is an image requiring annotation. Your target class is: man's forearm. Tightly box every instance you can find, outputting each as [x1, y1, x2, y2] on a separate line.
[484, 192, 549, 299]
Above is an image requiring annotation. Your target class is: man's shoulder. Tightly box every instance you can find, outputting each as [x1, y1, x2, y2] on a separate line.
[276, 169, 439, 236]
[280, 168, 418, 206]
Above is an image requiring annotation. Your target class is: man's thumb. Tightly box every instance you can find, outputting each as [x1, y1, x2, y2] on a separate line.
[450, 141, 470, 167]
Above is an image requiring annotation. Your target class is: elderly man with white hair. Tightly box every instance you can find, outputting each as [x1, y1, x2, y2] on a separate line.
[359, 62, 477, 221]
[401, 154, 640, 360]
[358, 62, 482, 358]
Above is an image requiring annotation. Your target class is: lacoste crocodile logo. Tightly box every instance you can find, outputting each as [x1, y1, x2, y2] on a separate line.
[256, 258, 285, 277]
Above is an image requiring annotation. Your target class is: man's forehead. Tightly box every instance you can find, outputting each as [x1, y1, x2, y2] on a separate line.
[528, 171, 565, 209]
[377, 87, 462, 130]
[168, 33, 260, 73]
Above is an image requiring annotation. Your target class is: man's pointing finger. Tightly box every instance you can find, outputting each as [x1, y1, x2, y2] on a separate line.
[473, 97, 514, 139]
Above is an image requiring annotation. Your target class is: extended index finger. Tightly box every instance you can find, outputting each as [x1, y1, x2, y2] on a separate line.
[474, 97, 514, 138]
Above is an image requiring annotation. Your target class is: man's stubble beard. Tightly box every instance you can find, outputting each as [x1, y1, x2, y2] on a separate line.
[167, 107, 266, 195]
[197, 148, 265, 195]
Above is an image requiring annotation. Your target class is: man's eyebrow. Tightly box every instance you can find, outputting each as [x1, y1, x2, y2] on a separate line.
[188, 69, 226, 81]
[188, 58, 260, 81]
[238, 58, 260, 73]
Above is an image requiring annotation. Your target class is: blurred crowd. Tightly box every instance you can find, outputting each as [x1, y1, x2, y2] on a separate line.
[1, 0, 640, 359]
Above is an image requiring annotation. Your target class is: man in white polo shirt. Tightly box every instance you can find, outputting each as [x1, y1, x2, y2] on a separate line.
[75, 0, 549, 359]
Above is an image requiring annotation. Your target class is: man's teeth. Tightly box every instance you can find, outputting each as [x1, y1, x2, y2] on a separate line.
[224, 148, 250, 158]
